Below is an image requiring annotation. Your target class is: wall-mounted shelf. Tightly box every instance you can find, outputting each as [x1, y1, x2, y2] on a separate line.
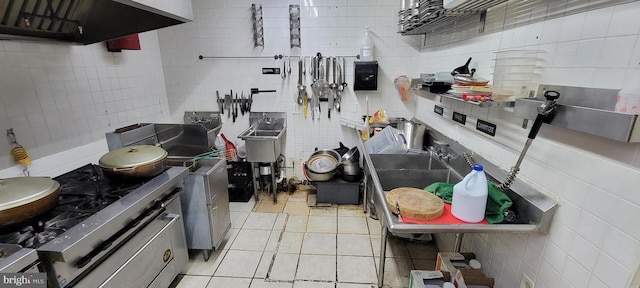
[405, 0, 638, 47]
[398, 0, 507, 35]
[514, 85, 640, 143]
[412, 87, 515, 108]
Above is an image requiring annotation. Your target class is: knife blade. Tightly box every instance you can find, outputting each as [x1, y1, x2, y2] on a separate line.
[216, 91, 223, 114]
[233, 93, 238, 122]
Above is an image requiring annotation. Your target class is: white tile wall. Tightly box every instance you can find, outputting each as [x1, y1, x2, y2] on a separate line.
[157, 0, 420, 176]
[0, 31, 172, 176]
[416, 2, 640, 288]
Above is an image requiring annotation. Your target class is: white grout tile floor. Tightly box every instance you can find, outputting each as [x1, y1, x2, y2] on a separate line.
[170, 194, 440, 288]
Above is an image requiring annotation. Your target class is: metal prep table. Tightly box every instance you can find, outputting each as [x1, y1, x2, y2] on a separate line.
[355, 125, 557, 288]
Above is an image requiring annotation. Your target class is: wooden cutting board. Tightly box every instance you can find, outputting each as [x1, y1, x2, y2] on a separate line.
[386, 187, 444, 221]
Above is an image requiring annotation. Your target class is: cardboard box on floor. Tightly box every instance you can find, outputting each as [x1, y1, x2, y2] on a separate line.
[452, 268, 494, 288]
[435, 252, 477, 276]
[409, 270, 494, 288]
[409, 270, 451, 288]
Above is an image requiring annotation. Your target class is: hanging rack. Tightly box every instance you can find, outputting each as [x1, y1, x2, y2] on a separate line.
[199, 55, 283, 60]
[198, 54, 360, 60]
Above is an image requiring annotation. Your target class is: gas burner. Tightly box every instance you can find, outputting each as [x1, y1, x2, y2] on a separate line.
[0, 226, 58, 249]
[0, 163, 153, 249]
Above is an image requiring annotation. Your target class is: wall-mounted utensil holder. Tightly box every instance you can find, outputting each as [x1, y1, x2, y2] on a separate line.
[289, 5, 301, 48]
[252, 4, 264, 47]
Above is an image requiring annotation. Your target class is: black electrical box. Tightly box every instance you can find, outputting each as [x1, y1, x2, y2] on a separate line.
[353, 61, 378, 91]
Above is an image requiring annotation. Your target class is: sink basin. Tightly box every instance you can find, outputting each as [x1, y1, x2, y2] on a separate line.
[198, 121, 221, 131]
[238, 112, 287, 163]
[370, 153, 447, 170]
[238, 125, 286, 162]
[376, 169, 462, 191]
[239, 129, 282, 138]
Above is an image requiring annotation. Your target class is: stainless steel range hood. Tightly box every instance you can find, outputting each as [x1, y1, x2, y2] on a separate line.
[0, 0, 193, 45]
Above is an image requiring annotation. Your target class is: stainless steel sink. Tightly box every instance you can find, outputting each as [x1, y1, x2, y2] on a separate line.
[375, 169, 461, 191]
[238, 112, 287, 163]
[369, 154, 447, 170]
[238, 128, 284, 139]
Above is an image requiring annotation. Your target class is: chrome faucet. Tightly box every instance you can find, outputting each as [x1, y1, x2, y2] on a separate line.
[260, 112, 275, 125]
[428, 140, 454, 162]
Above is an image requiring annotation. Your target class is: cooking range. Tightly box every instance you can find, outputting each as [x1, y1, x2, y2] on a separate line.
[1, 165, 145, 248]
[0, 164, 189, 288]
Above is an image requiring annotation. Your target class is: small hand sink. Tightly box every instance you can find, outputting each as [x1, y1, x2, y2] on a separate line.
[376, 169, 461, 191]
[370, 154, 447, 170]
[239, 112, 287, 163]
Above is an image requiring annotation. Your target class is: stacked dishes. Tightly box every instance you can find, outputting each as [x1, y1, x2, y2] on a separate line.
[304, 149, 341, 181]
[304, 147, 362, 182]
[341, 147, 362, 182]
[448, 84, 493, 102]
[491, 50, 541, 101]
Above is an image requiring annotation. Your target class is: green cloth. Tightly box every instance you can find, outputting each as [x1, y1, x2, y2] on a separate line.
[424, 181, 512, 224]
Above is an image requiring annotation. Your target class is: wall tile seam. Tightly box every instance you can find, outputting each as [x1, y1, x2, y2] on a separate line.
[593, 252, 633, 288]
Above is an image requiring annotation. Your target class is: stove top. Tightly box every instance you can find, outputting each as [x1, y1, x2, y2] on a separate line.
[0, 164, 149, 249]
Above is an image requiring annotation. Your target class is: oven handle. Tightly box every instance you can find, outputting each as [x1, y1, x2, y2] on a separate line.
[97, 214, 181, 288]
[75, 187, 182, 270]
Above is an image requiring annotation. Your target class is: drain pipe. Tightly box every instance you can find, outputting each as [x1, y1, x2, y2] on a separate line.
[454, 233, 464, 252]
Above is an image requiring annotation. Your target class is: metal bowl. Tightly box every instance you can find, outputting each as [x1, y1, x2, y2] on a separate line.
[310, 149, 341, 162]
[307, 154, 339, 173]
[304, 164, 338, 181]
[342, 163, 362, 176]
[341, 147, 359, 164]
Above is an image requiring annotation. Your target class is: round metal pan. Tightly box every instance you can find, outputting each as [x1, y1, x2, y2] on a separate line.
[99, 145, 168, 179]
[0, 177, 60, 228]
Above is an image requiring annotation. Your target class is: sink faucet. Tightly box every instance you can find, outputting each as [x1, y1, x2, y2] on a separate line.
[428, 140, 454, 162]
[261, 112, 275, 125]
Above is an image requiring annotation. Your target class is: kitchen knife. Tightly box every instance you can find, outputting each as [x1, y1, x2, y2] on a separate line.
[234, 93, 238, 122]
[240, 91, 245, 115]
[225, 94, 231, 117]
[216, 91, 223, 114]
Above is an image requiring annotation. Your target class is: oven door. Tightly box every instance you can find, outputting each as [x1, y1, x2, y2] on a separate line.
[73, 195, 188, 288]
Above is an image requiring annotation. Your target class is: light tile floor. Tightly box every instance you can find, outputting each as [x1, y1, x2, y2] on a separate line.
[170, 194, 439, 288]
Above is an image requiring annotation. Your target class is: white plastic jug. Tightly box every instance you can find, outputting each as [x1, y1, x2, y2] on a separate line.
[451, 164, 488, 223]
[359, 27, 374, 61]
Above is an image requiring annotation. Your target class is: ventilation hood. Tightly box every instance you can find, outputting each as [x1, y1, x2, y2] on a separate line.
[0, 0, 193, 45]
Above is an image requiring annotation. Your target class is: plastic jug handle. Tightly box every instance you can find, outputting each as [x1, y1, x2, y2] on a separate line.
[464, 171, 475, 190]
[398, 133, 407, 145]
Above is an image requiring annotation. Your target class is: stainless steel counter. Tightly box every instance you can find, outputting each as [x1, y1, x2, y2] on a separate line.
[0, 245, 40, 273]
[355, 124, 557, 287]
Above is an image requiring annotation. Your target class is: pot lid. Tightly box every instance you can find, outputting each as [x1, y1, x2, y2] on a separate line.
[99, 145, 168, 169]
[0, 177, 60, 211]
[308, 155, 338, 173]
